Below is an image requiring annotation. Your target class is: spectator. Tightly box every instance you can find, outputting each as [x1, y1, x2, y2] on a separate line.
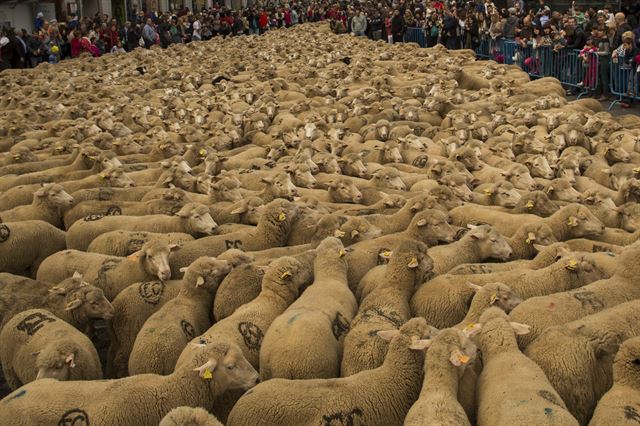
[503, 7, 518, 39]
[352, 10, 367, 36]
[28, 31, 45, 67]
[35, 12, 45, 31]
[110, 40, 126, 53]
[613, 12, 633, 48]
[142, 18, 157, 48]
[12, 29, 28, 69]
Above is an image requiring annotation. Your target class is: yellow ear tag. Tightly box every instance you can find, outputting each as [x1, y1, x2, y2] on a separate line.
[634, 167, 640, 174]
[525, 232, 536, 244]
[526, 200, 534, 209]
[566, 259, 578, 270]
[382, 251, 392, 258]
[407, 258, 419, 268]
[280, 271, 291, 279]
[98, 174, 105, 180]
[278, 212, 287, 222]
[490, 294, 498, 304]
[339, 249, 346, 258]
[334, 230, 346, 238]
[483, 189, 492, 195]
[458, 354, 470, 364]
[567, 217, 577, 226]
[202, 369, 213, 380]
[199, 149, 207, 156]
[464, 323, 475, 332]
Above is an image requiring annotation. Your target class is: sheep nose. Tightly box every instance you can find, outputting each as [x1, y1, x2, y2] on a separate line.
[309, 181, 316, 188]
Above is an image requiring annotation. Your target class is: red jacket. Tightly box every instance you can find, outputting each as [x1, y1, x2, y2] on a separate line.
[258, 13, 269, 28]
[70, 37, 82, 57]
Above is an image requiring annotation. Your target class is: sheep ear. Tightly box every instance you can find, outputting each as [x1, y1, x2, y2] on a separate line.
[416, 219, 427, 227]
[65, 299, 83, 311]
[179, 267, 188, 273]
[193, 358, 218, 379]
[31, 351, 41, 357]
[466, 282, 482, 292]
[127, 250, 144, 262]
[230, 205, 248, 215]
[546, 186, 554, 193]
[195, 276, 205, 287]
[379, 250, 392, 260]
[463, 323, 482, 338]
[34, 187, 48, 197]
[567, 216, 578, 227]
[350, 229, 359, 239]
[409, 339, 432, 350]
[65, 354, 76, 368]
[526, 232, 537, 244]
[334, 229, 346, 238]
[510, 322, 531, 335]
[532, 243, 546, 252]
[261, 177, 273, 185]
[175, 205, 192, 218]
[168, 244, 180, 252]
[280, 270, 292, 280]
[72, 271, 83, 280]
[49, 286, 67, 296]
[376, 329, 400, 342]
[449, 348, 471, 366]
[407, 257, 419, 269]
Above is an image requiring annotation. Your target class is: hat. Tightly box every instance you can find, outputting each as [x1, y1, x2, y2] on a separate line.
[51, 45, 59, 53]
[37, 12, 44, 18]
[0, 36, 8, 47]
[508, 7, 516, 13]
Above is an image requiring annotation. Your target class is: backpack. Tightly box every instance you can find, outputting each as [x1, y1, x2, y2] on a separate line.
[430, 25, 439, 38]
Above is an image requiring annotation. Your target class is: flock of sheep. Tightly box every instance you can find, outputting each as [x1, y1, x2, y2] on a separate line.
[1, 21, 640, 425]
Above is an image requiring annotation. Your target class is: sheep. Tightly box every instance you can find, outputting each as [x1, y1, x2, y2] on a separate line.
[226, 317, 437, 426]
[159, 407, 223, 426]
[128, 252, 253, 375]
[411, 253, 607, 328]
[37, 241, 180, 300]
[65, 202, 217, 251]
[475, 307, 580, 426]
[296, 177, 364, 204]
[87, 230, 195, 257]
[589, 337, 640, 426]
[168, 199, 299, 276]
[341, 240, 433, 377]
[404, 328, 479, 426]
[260, 237, 356, 380]
[208, 197, 265, 226]
[175, 255, 314, 370]
[0, 308, 102, 390]
[458, 282, 523, 330]
[449, 203, 605, 239]
[450, 242, 570, 275]
[0, 184, 74, 228]
[0, 341, 259, 425]
[358, 194, 437, 235]
[471, 180, 522, 207]
[345, 209, 457, 290]
[0, 220, 66, 277]
[212, 262, 265, 323]
[0, 272, 113, 336]
[106, 254, 231, 379]
[509, 242, 640, 349]
[525, 300, 640, 424]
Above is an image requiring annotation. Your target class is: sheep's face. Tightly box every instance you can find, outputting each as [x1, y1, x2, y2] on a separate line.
[502, 166, 536, 191]
[188, 258, 233, 291]
[340, 155, 369, 178]
[468, 226, 512, 261]
[216, 344, 260, 390]
[113, 140, 142, 155]
[605, 144, 630, 164]
[376, 123, 389, 141]
[523, 223, 558, 248]
[11, 148, 37, 163]
[490, 182, 520, 208]
[77, 288, 114, 320]
[266, 142, 288, 161]
[563, 254, 605, 284]
[211, 179, 243, 202]
[262, 173, 298, 201]
[318, 155, 340, 174]
[340, 217, 383, 243]
[372, 170, 406, 191]
[101, 168, 135, 188]
[328, 180, 362, 204]
[289, 165, 316, 189]
[35, 184, 75, 208]
[520, 192, 559, 217]
[431, 187, 463, 210]
[618, 203, 640, 232]
[583, 116, 602, 135]
[177, 204, 218, 235]
[441, 175, 473, 202]
[557, 164, 579, 184]
[524, 155, 554, 180]
[134, 242, 178, 282]
[230, 198, 264, 225]
[566, 206, 605, 238]
[415, 210, 457, 244]
[381, 144, 403, 163]
[34, 349, 75, 381]
[483, 283, 523, 313]
[163, 169, 196, 192]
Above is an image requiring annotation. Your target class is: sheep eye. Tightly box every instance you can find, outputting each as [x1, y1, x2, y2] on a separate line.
[193, 215, 200, 219]
[226, 364, 235, 369]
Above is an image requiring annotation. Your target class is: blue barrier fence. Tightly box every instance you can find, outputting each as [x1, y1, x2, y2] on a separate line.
[402, 28, 640, 108]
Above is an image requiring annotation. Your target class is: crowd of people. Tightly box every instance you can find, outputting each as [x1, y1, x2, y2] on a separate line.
[1, 1, 639, 104]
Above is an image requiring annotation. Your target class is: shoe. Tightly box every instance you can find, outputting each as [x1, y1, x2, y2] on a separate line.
[621, 103, 631, 109]
[576, 82, 584, 87]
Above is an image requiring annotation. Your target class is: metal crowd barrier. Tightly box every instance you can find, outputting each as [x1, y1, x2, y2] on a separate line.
[404, 27, 427, 48]
[609, 59, 640, 110]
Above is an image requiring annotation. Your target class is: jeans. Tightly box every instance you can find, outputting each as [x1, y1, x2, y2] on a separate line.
[353, 30, 365, 36]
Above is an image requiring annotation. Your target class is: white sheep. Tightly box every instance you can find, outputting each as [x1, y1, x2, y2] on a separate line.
[87, 230, 195, 257]
[227, 318, 438, 426]
[128, 252, 252, 375]
[525, 299, 640, 424]
[475, 307, 579, 425]
[404, 328, 479, 426]
[65, 202, 217, 251]
[159, 407, 223, 426]
[0, 220, 67, 277]
[0, 308, 102, 390]
[37, 240, 180, 300]
[0, 183, 74, 228]
[589, 337, 640, 425]
[0, 342, 259, 425]
[260, 237, 356, 380]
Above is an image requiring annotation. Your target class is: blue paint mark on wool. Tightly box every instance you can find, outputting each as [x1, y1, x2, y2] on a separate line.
[4, 389, 26, 403]
[287, 313, 301, 325]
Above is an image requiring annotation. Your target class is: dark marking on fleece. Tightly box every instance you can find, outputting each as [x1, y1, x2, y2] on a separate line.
[16, 312, 56, 336]
[332, 312, 350, 340]
[58, 408, 90, 426]
[0, 224, 9, 242]
[572, 291, 604, 311]
[180, 319, 196, 339]
[225, 240, 243, 250]
[238, 321, 263, 351]
[538, 390, 563, 407]
[322, 407, 364, 425]
[138, 281, 164, 305]
[624, 405, 640, 422]
[83, 214, 104, 222]
[105, 206, 122, 216]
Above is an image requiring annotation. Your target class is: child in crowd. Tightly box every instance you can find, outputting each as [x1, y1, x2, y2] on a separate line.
[578, 37, 598, 88]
